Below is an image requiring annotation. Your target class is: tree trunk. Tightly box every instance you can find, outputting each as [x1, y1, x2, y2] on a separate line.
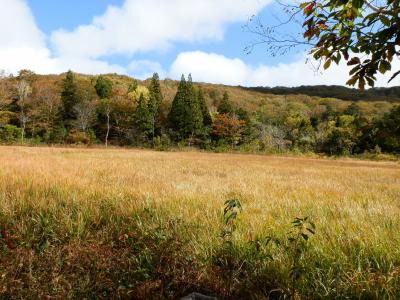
[20, 111, 26, 144]
[151, 115, 155, 148]
[188, 131, 194, 147]
[105, 112, 110, 147]
[21, 121, 25, 143]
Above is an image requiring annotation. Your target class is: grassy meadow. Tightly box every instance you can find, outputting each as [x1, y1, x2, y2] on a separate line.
[0, 146, 399, 299]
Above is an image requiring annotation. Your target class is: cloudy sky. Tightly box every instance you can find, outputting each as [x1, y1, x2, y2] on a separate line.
[0, 0, 398, 87]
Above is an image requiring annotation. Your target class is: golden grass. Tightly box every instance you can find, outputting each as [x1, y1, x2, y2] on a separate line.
[1, 146, 399, 246]
[1, 146, 399, 297]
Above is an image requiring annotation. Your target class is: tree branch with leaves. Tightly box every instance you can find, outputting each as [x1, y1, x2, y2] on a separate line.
[247, 0, 400, 89]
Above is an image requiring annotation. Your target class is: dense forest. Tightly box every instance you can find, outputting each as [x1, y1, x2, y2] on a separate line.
[0, 69, 399, 155]
[245, 85, 400, 102]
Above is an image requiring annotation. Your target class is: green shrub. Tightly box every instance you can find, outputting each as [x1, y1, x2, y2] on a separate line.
[0, 125, 22, 142]
[154, 134, 172, 151]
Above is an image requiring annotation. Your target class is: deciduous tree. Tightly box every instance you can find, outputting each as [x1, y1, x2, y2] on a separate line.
[212, 114, 245, 148]
[99, 98, 113, 147]
[73, 100, 96, 133]
[247, 0, 400, 88]
[15, 80, 31, 142]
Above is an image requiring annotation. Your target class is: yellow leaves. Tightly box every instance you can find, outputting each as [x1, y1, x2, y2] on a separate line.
[346, 75, 358, 87]
[323, 59, 331, 70]
[127, 85, 150, 103]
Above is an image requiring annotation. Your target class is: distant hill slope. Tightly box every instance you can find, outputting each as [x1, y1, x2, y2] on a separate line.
[1, 73, 398, 117]
[243, 85, 400, 102]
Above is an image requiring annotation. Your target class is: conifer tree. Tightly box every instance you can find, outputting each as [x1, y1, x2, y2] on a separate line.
[185, 74, 203, 140]
[148, 73, 163, 141]
[218, 91, 234, 115]
[134, 93, 152, 137]
[61, 70, 79, 126]
[168, 74, 204, 141]
[168, 75, 187, 139]
[197, 87, 212, 126]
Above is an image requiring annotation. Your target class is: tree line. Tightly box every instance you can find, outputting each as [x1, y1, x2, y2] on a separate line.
[246, 85, 400, 103]
[0, 69, 399, 155]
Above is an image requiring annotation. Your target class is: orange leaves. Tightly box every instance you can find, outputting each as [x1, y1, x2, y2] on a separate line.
[212, 114, 245, 146]
[301, 1, 317, 39]
[301, 1, 316, 16]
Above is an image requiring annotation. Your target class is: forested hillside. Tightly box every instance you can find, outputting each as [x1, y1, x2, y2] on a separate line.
[0, 70, 399, 155]
[245, 85, 400, 102]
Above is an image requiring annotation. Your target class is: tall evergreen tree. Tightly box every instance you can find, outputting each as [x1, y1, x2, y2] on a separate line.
[148, 73, 163, 141]
[60, 71, 79, 126]
[218, 91, 234, 115]
[168, 75, 187, 139]
[197, 87, 212, 126]
[185, 74, 203, 140]
[134, 93, 152, 137]
[168, 74, 204, 141]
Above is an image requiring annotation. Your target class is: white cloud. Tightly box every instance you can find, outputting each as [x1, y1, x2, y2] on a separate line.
[1, 0, 398, 87]
[0, 0, 45, 49]
[128, 60, 166, 79]
[0, 0, 52, 74]
[170, 52, 248, 85]
[51, 0, 271, 59]
[169, 51, 400, 87]
[0, 0, 271, 77]
[0, 0, 128, 75]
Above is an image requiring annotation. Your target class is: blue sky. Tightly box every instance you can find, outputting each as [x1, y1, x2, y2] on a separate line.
[28, 0, 291, 65]
[1, 0, 398, 86]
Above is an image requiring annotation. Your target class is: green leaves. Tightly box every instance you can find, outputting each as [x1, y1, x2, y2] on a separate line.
[288, 216, 316, 293]
[365, 76, 375, 87]
[379, 60, 391, 74]
[347, 57, 360, 66]
[167, 74, 204, 140]
[94, 76, 113, 99]
[223, 199, 242, 225]
[221, 199, 242, 242]
[353, 0, 364, 9]
[298, 0, 400, 88]
[379, 15, 391, 27]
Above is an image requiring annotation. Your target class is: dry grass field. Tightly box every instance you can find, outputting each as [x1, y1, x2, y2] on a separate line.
[0, 146, 399, 299]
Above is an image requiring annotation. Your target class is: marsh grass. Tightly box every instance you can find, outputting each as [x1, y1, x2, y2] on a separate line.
[0, 146, 399, 299]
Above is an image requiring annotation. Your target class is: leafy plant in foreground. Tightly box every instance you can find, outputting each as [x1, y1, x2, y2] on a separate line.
[287, 217, 316, 299]
[216, 199, 317, 299]
[222, 199, 242, 242]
